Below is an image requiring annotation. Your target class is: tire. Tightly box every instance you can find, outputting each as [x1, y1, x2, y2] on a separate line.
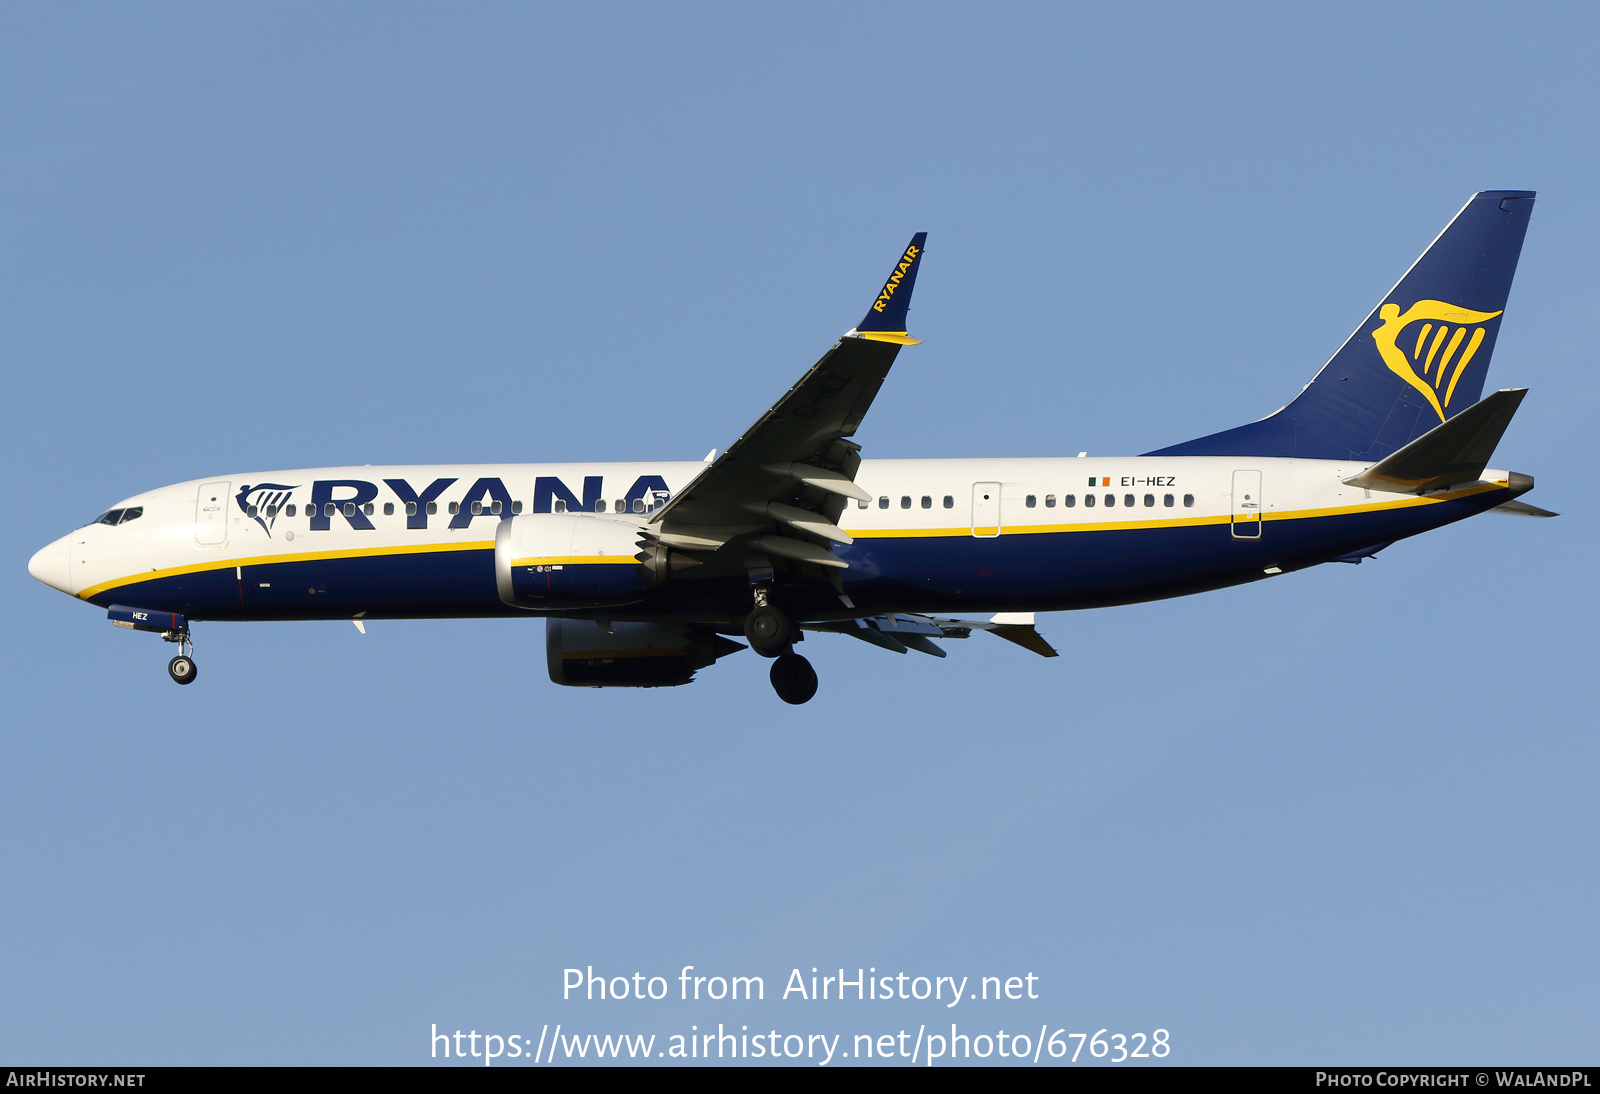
[743, 605, 790, 657]
[769, 653, 818, 705]
[168, 655, 198, 685]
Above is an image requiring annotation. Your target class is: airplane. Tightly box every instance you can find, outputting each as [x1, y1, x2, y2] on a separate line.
[27, 191, 1554, 704]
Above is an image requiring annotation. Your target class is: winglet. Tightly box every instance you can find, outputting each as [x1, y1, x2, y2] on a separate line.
[851, 232, 927, 343]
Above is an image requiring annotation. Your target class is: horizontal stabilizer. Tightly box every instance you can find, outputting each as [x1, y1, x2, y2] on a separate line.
[1343, 388, 1526, 494]
[986, 614, 1060, 658]
[1491, 499, 1558, 517]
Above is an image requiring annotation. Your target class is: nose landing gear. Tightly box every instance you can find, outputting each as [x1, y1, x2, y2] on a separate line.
[163, 627, 198, 685]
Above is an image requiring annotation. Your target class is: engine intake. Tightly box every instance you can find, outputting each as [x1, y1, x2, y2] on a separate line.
[546, 618, 745, 687]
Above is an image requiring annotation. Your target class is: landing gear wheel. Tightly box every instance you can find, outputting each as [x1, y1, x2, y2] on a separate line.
[168, 655, 198, 685]
[744, 604, 791, 658]
[770, 653, 818, 705]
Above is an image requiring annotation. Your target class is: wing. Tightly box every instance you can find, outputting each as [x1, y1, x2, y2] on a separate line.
[640, 234, 928, 575]
[803, 611, 1061, 658]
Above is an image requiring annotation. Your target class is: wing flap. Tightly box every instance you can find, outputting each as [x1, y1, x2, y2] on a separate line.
[802, 611, 1058, 659]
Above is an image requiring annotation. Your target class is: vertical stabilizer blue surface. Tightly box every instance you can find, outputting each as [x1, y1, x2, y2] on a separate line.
[1149, 191, 1535, 460]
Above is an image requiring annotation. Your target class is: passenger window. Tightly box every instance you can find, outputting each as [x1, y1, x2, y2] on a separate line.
[383, 502, 393, 516]
[900, 496, 911, 509]
[552, 500, 565, 513]
[247, 505, 259, 518]
[512, 500, 523, 515]
[426, 502, 437, 515]
[1124, 494, 1135, 507]
[1064, 494, 1076, 507]
[1045, 494, 1056, 508]
[406, 502, 417, 516]
[1025, 495, 1037, 508]
[614, 500, 624, 512]
[1163, 494, 1174, 507]
[1085, 494, 1095, 507]
[596, 500, 607, 513]
[491, 500, 502, 515]
[343, 502, 357, 517]
[325, 503, 337, 517]
[286, 504, 296, 517]
[1183, 494, 1195, 507]
[470, 500, 482, 515]
[858, 499, 869, 509]
[1105, 494, 1115, 507]
[921, 495, 932, 509]
[1144, 494, 1154, 507]
[364, 502, 375, 516]
[943, 495, 954, 509]
[265, 505, 277, 518]
[879, 497, 889, 509]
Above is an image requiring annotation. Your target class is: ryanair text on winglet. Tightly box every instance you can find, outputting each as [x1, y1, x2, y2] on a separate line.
[871, 245, 920, 314]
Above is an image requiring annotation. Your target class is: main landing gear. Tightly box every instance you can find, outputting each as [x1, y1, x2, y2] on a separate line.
[163, 627, 198, 686]
[744, 589, 817, 705]
[770, 652, 817, 705]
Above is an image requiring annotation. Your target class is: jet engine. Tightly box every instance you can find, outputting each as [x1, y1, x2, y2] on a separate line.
[546, 618, 745, 687]
[495, 513, 649, 609]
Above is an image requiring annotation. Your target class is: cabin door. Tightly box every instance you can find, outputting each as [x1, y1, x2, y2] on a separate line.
[1231, 470, 1262, 539]
[195, 481, 231, 546]
[971, 482, 1001, 538]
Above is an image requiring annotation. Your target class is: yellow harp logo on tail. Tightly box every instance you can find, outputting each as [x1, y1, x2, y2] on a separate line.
[1371, 300, 1503, 422]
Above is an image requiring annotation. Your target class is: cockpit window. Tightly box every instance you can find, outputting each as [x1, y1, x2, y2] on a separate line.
[97, 509, 125, 526]
[94, 507, 143, 526]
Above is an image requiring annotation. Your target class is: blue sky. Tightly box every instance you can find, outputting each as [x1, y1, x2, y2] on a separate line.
[3, 2, 1596, 1065]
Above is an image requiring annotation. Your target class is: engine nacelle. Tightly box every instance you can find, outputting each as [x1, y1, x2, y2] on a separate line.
[495, 513, 648, 609]
[546, 618, 745, 688]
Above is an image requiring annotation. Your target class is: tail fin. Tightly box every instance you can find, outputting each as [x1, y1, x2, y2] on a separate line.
[1148, 191, 1535, 460]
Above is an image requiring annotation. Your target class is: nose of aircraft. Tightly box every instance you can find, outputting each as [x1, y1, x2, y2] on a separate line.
[28, 534, 72, 594]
